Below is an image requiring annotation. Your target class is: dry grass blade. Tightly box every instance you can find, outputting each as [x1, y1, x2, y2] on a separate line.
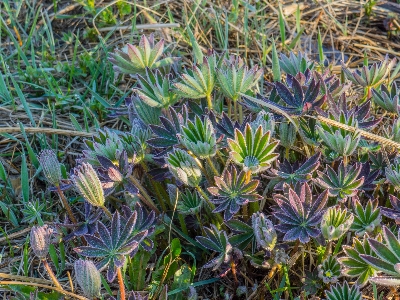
[0, 127, 93, 137]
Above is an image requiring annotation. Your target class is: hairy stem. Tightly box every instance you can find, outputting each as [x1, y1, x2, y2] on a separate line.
[117, 267, 126, 300]
[56, 186, 77, 224]
[206, 156, 219, 177]
[206, 93, 213, 110]
[43, 259, 63, 290]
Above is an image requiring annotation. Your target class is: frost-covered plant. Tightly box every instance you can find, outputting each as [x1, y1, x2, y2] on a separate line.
[317, 113, 361, 158]
[321, 207, 354, 241]
[325, 281, 362, 300]
[166, 149, 202, 187]
[38, 149, 62, 187]
[174, 52, 219, 109]
[74, 259, 102, 298]
[196, 225, 242, 270]
[180, 115, 217, 159]
[228, 124, 279, 174]
[208, 166, 262, 221]
[318, 256, 341, 284]
[279, 52, 314, 76]
[252, 212, 277, 251]
[385, 157, 400, 190]
[209, 111, 249, 145]
[109, 33, 177, 75]
[339, 234, 379, 286]
[342, 55, 396, 96]
[277, 121, 296, 149]
[360, 226, 400, 286]
[267, 152, 320, 190]
[177, 189, 203, 215]
[380, 195, 400, 221]
[74, 210, 148, 282]
[372, 82, 400, 115]
[134, 68, 178, 108]
[273, 182, 328, 243]
[315, 162, 364, 203]
[351, 199, 381, 236]
[250, 111, 275, 136]
[30, 225, 53, 259]
[216, 55, 263, 102]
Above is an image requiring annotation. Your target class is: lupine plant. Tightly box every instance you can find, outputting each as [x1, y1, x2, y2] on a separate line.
[14, 31, 400, 300]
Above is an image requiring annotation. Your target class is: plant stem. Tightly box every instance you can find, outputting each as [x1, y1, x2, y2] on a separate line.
[234, 100, 238, 121]
[178, 214, 188, 235]
[227, 98, 232, 118]
[323, 240, 332, 260]
[117, 267, 126, 300]
[238, 103, 243, 123]
[101, 205, 112, 219]
[43, 259, 63, 290]
[206, 156, 219, 177]
[206, 93, 213, 110]
[129, 176, 160, 214]
[56, 186, 77, 224]
[188, 151, 214, 184]
[195, 186, 223, 226]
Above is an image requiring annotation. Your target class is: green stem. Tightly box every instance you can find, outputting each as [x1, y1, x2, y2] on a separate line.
[188, 151, 214, 184]
[178, 214, 188, 235]
[227, 98, 232, 118]
[206, 156, 219, 177]
[195, 186, 223, 226]
[56, 186, 77, 224]
[238, 102, 243, 123]
[285, 147, 290, 160]
[323, 240, 332, 260]
[101, 206, 112, 219]
[129, 176, 160, 214]
[234, 100, 238, 121]
[43, 259, 63, 290]
[206, 93, 213, 110]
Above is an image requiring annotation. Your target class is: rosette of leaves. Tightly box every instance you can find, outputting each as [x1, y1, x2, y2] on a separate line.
[195, 225, 238, 270]
[277, 121, 296, 149]
[266, 152, 320, 190]
[351, 199, 381, 236]
[325, 281, 362, 300]
[318, 256, 341, 284]
[208, 166, 262, 221]
[128, 95, 162, 126]
[74, 210, 148, 282]
[380, 195, 400, 221]
[216, 55, 263, 102]
[227, 124, 279, 174]
[147, 106, 188, 149]
[315, 162, 364, 203]
[109, 33, 177, 76]
[342, 55, 396, 98]
[279, 52, 314, 76]
[385, 157, 400, 190]
[271, 74, 325, 115]
[179, 115, 217, 159]
[133, 68, 178, 108]
[316, 112, 361, 158]
[177, 189, 203, 215]
[273, 182, 328, 244]
[316, 72, 352, 102]
[338, 235, 379, 286]
[174, 53, 219, 109]
[97, 151, 138, 196]
[302, 270, 322, 294]
[252, 212, 277, 251]
[360, 226, 400, 286]
[321, 206, 354, 241]
[372, 82, 400, 115]
[81, 128, 125, 165]
[166, 149, 202, 187]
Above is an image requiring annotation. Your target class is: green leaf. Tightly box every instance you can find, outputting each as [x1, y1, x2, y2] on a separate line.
[271, 39, 281, 82]
[187, 27, 203, 64]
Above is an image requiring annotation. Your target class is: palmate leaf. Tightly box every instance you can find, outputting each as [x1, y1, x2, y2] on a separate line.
[318, 256, 341, 284]
[380, 195, 400, 221]
[315, 162, 364, 202]
[208, 166, 262, 221]
[227, 124, 279, 174]
[195, 225, 234, 270]
[273, 182, 328, 244]
[350, 199, 381, 236]
[360, 226, 400, 278]
[266, 152, 321, 190]
[226, 219, 255, 250]
[272, 75, 326, 115]
[74, 210, 149, 282]
[325, 281, 362, 300]
[147, 106, 188, 149]
[372, 82, 400, 115]
[208, 111, 250, 145]
[279, 52, 314, 76]
[338, 235, 379, 286]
